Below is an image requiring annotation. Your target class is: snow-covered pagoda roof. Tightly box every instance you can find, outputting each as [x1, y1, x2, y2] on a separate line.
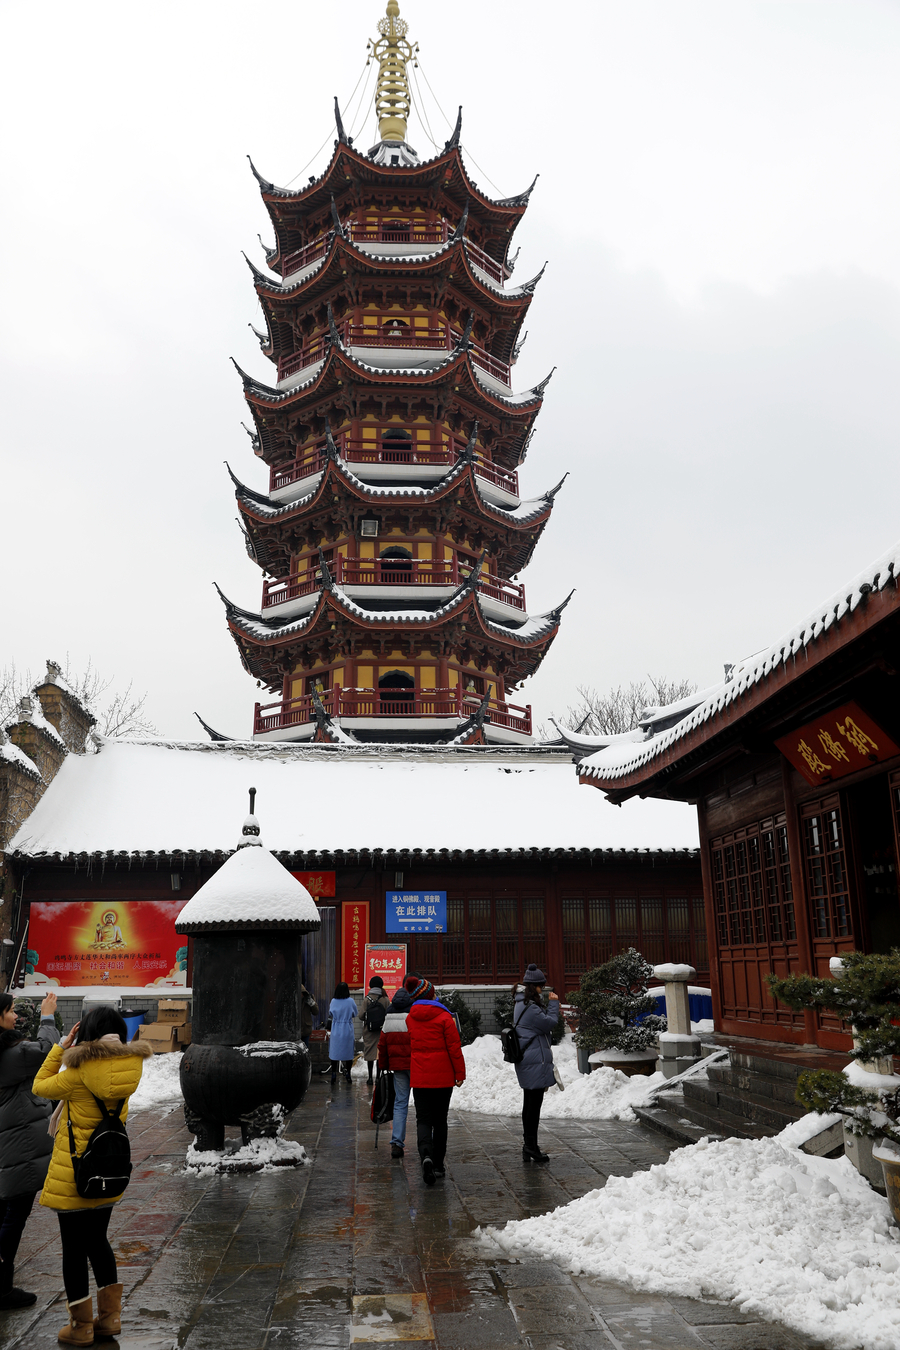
[6, 739, 700, 864]
[575, 536, 900, 796]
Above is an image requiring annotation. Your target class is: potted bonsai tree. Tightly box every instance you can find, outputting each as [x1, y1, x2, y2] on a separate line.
[569, 948, 667, 1076]
[768, 950, 900, 1214]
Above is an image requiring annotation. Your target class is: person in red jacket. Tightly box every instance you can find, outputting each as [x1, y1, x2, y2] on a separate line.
[405, 978, 466, 1186]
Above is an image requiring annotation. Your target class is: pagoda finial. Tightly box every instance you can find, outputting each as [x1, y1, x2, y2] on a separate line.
[370, 0, 418, 144]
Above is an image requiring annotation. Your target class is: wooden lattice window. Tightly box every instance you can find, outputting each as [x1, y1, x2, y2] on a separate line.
[802, 797, 851, 939]
[710, 815, 796, 948]
[560, 894, 704, 977]
[406, 893, 545, 983]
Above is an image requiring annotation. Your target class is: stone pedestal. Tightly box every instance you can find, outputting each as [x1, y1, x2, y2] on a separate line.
[653, 963, 702, 1079]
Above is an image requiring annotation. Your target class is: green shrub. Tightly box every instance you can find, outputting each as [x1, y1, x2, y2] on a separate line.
[769, 949, 900, 1146]
[568, 948, 666, 1054]
[493, 988, 564, 1044]
[439, 990, 482, 1045]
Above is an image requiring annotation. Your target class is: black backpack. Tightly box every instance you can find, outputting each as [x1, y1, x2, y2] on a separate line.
[363, 996, 387, 1035]
[67, 1094, 132, 1200]
[500, 1006, 536, 1065]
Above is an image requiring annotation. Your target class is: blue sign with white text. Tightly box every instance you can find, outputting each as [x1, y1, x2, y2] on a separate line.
[386, 891, 447, 934]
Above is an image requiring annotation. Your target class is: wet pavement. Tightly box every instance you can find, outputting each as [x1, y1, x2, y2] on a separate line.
[0, 1074, 829, 1350]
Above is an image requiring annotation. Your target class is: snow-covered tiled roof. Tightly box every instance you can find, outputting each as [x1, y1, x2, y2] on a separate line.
[579, 537, 900, 787]
[0, 732, 41, 782]
[5, 739, 699, 860]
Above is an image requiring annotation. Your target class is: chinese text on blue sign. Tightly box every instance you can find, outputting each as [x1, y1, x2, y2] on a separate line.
[385, 892, 447, 934]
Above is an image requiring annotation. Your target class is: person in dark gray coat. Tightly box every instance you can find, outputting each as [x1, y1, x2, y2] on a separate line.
[0, 990, 60, 1309]
[512, 965, 559, 1165]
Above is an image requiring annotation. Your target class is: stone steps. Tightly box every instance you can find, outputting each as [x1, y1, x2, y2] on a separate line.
[637, 1049, 815, 1146]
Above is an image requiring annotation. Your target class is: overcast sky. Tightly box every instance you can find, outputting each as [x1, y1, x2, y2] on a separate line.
[2, 0, 899, 739]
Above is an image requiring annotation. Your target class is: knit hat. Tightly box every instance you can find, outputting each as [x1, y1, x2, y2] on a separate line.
[404, 975, 422, 994]
[522, 964, 546, 984]
[368, 976, 384, 988]
[405, 976, 434, 1002]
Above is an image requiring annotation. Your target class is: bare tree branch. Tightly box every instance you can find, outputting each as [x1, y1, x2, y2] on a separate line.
[559, 676, 697, 737]
[0, 657, 158, 739]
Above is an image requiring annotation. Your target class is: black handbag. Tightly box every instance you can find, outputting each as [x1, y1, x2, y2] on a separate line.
[370, 1069, 395, 1148]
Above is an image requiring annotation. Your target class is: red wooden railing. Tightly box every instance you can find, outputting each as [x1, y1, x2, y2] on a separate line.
[280, 218, 510, 285]
[276, 320, 510, 388]
[253, 685, 532, 735]
[347, 222, 450, 246]
[268, 432, 519, 496]
[261, 557, 526, 611]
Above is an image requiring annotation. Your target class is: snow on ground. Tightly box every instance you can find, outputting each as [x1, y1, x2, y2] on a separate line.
[129, 1051, 184, 1114]
[481, 1130, 900, 1350]
[453, 1035, 663, 1120]
[184, 1138, 309, 1175]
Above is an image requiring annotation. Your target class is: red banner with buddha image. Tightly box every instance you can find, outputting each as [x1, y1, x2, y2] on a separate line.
[25, 901, 189, 989]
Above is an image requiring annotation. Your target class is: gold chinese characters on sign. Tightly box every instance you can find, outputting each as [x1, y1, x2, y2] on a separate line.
[776, 701, 899, 786]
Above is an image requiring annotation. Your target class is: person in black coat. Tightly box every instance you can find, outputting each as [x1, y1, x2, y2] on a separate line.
[512, 965, 559, 1165]
[0, 990, 60, 1309]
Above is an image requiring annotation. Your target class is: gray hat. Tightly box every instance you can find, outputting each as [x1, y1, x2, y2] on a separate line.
[522, 964, 546, 984]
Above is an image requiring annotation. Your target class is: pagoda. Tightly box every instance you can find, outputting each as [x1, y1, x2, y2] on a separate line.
[220, 0, 570, 745]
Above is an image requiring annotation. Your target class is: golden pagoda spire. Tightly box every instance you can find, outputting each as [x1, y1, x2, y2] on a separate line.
[369, 0, 418, 144]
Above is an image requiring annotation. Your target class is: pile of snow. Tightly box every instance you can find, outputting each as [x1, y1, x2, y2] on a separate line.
[482, 1132, 900, 1350]
[452, 1035, 663, 1120]
[184, 1137, 309, 1175]
[129, 1050, 184, 1114]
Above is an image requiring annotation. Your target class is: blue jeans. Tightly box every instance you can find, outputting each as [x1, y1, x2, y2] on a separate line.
[392, 1071, 411, 1147]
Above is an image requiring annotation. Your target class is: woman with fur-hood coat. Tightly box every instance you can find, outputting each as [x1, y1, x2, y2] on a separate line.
[32, 1005, 152, 1347]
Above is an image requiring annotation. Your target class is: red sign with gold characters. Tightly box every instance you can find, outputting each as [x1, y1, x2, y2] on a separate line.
[776, 701, 900, 787]
[364, 943, 407, 1001]
[341, 901, 369, 988]
[25, 900, 189, 989]
[290, 871, 336, 898]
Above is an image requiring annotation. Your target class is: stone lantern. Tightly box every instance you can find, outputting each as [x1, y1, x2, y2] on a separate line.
[176, 789, 321, 1150]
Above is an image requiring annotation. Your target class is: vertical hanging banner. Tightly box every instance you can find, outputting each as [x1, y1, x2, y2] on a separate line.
[341, 901, 369, 988]
[364, 943, 407, 1001]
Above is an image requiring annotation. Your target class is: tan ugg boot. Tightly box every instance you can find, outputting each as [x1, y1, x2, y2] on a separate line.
[57, 1295, 94, 1345]
[93, 1283, 122, 1338]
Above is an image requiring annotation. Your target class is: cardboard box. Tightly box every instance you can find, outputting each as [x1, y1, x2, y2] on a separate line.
[176, 1025, 191, 1047]
[138, 1024, 178, 1053]
[157, 1000, 190, 1024]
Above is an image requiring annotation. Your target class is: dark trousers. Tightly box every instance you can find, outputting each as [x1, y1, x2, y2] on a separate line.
[413, 1086, 453, 1166]
[58, 1207, 117, 1304]
[522, 1087, 546, 1139]
[0, 1192, 36, 1277]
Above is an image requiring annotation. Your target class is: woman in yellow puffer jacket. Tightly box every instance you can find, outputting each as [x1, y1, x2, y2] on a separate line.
[33, 1006, 152, 1347]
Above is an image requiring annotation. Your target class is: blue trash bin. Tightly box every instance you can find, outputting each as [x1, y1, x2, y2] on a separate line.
[123, 1013, 145, 1041]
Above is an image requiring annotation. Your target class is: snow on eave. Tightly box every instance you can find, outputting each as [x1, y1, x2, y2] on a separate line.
[579, 536, 900, 785]
[0, 736, 42, 782]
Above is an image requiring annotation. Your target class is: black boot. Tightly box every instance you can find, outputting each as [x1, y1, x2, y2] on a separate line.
[422, 1155, 436, 1186]
[367, 1066, 374, 1085]
[522, 1135, 549, 1164]
[330, 1068, 337, 1085]
[0, 1260, 37, 1310]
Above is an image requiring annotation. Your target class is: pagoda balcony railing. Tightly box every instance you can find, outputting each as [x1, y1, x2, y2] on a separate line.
[279, 219, 510, 285]
[253, 685, 532, 736]
[277, 323, 510, 387]
[261, 557, 526, 611]
[268, 432, 519, 496]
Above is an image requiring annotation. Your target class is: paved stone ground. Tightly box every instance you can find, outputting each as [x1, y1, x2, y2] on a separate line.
[0, 1075, 831, 1350]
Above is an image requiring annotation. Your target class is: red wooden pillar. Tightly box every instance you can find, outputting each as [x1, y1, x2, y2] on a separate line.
[696, 800, 724, 1034]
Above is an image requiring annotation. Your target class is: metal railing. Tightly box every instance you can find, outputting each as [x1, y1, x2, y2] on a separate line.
[278, 217, 510, 285]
